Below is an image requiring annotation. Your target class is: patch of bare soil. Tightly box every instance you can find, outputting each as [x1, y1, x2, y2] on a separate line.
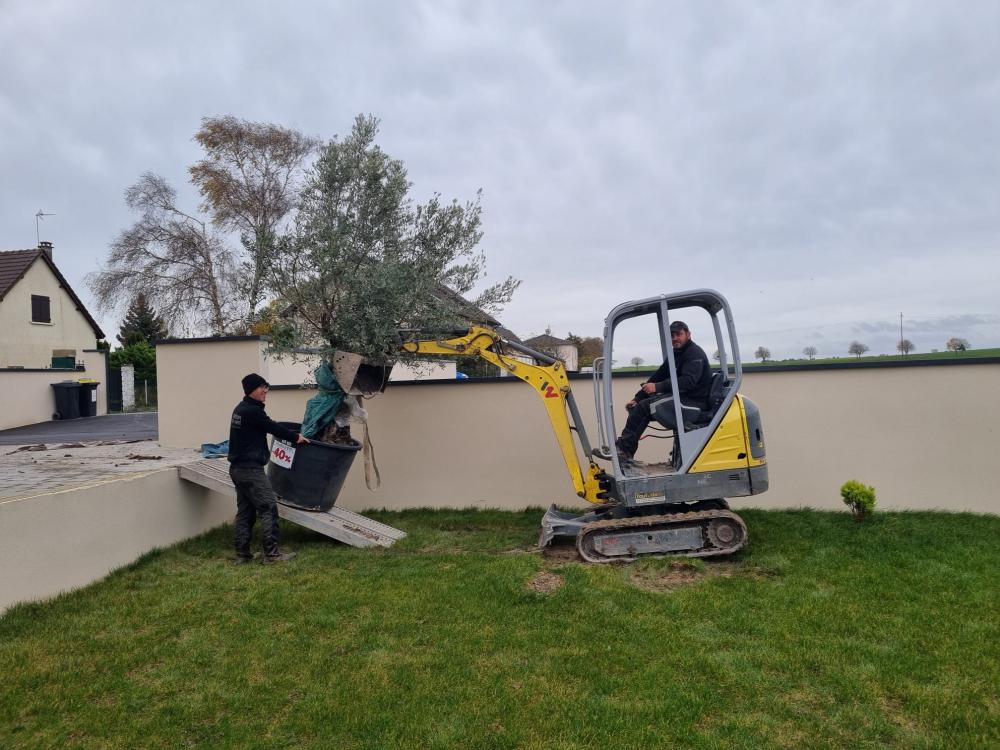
[528, 571, 564, 594]
[628, 560, 738, 593]
[540, 541, 580, 563]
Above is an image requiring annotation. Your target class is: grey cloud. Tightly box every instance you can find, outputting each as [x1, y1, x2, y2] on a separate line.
[2, 1, 999, 352]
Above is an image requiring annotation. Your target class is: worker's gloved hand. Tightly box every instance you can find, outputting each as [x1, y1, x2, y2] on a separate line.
[626, 399, 637, 411]
[295, 433, 310, 445]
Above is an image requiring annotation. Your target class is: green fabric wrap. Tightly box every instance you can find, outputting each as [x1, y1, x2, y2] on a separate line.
[300, 361, 346, 438]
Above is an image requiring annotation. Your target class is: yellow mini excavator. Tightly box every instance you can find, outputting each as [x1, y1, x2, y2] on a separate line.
[400, 289, 768, 562]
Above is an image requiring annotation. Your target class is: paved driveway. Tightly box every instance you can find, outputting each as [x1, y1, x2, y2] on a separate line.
[0, 412, 158, 445]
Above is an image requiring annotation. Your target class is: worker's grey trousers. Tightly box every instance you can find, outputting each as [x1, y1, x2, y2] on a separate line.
[229, 463, 280, 559]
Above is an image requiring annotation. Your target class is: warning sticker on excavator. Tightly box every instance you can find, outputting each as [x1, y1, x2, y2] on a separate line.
[635, 490, 667, 503]
[270, 439, 296, 469]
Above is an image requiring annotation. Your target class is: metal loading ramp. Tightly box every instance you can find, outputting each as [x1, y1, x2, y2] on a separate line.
[177, 459, 406, 549]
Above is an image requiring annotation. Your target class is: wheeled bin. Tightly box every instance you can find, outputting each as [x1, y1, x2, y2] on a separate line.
[78, 379, 100, 417]
[51, 381, 82, 420]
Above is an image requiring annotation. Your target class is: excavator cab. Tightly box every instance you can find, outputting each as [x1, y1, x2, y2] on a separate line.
[540, 289, 768, 561]
[597, 290, 756, 489]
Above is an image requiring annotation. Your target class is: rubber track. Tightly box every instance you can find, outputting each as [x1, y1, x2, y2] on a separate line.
[576, 509, 748, 563]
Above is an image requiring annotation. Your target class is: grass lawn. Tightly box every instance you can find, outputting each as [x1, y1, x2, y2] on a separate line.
[2, 508, 998, 749]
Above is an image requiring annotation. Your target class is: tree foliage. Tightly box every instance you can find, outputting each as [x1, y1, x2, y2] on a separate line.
[190, 116, 318, 318]
[89, 118, 316, 335]
[802, 346, 817, 359]
[109, 340, 157, 382]
[566, 333, 603, 368]
[117, 293, 168, 346]
[946, 337, 969, 354]
[896, 338, 914, 356]
[755, 346, 770, 363]
[848, 341, 869, 358]
[267, 115, 519, 363]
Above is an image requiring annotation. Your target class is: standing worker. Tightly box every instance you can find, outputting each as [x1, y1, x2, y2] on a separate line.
[228, 373, 310, 564]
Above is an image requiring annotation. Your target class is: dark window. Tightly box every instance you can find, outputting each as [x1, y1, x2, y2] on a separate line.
[31, 295, 51, 323]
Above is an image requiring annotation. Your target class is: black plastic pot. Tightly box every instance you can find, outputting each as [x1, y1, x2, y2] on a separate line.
[265, 421, 361, 511]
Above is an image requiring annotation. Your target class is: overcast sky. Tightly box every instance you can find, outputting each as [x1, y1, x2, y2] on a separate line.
[3, 0, 999, 363]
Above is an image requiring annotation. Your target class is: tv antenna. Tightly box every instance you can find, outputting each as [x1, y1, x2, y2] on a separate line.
[35, 210, 55, 244]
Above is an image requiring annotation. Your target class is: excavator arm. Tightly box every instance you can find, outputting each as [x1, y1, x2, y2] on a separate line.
[400, 326, 606, 504]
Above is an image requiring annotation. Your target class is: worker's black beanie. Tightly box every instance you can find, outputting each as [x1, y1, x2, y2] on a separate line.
[242, 373, 269, 395]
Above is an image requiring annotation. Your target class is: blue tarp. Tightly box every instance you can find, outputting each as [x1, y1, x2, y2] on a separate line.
[301, 361, 346, 438]
[201, 440, 229, 458]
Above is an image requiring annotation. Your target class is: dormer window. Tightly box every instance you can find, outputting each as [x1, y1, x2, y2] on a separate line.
[31, 294, 51, 323]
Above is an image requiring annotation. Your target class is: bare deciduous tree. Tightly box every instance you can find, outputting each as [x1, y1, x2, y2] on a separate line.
[190, 116, 319, 319]
[848, 341, 869, 358]
[755, 346, 770, 363]
[946, 337, 969, 354]
[802, 346, 817, 359]
[629, 356, 643, 368]
[88, 173, 239, 335]
[90, 117, 317, 335]
[896, 339, 914, 356]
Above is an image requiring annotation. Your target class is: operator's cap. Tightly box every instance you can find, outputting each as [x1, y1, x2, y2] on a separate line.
[241, 372, 270, 394]
[669, 320, 689, 333]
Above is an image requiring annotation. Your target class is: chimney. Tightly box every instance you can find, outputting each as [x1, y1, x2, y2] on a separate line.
[38, 241, 53, 259]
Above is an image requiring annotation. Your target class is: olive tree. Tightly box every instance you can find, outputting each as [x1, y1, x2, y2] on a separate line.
[267, 115, 519, 362]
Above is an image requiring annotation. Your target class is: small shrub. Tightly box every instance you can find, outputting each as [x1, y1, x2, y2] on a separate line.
[841, 479, 877, 520]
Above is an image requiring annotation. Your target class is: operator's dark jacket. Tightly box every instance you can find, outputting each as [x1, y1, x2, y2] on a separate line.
[228, 396, 299, 466]
[634, 340, 713, 405]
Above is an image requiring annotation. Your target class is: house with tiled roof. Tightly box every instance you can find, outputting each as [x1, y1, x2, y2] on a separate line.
[522, 328, 579, 372]
[0, 242, 105, 368]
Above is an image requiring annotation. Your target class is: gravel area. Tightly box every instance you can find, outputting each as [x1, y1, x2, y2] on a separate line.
[0, 440, 206, 501]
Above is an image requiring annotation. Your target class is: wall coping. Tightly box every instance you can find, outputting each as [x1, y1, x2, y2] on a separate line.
[155, 335, 268, 345]
[0, 367, 84, 373]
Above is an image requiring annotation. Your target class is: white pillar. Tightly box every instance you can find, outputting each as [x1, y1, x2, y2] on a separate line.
[121, 365, 135, 411]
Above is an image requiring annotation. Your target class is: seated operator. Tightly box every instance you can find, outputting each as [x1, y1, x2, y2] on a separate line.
[615, 320, 712, 461]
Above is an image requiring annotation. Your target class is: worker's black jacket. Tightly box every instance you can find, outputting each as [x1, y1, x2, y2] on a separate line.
[228, 396, 299, 467]
[635, 340, 712, 405]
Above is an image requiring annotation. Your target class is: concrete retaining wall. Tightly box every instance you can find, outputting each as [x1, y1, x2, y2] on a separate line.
[0, 468, 233, 613]
[156, 337, 1000, 516]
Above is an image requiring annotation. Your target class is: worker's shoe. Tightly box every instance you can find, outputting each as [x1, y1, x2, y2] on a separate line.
[261, 551, 297, 564]
[591, 447, 613, 461]
[233, 554, 255, 565]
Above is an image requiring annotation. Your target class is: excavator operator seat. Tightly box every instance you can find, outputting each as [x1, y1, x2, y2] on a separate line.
[702, 372, 730, 420]
[649, 372, 730, 432]
[649, 396, 703, 431]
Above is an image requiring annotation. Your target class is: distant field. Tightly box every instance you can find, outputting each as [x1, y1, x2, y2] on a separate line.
[747, 347, 1000, 367]
[612, 347, 1000, 372]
